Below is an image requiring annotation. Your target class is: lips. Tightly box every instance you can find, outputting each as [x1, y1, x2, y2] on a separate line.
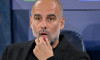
[40, 32, 48, 37]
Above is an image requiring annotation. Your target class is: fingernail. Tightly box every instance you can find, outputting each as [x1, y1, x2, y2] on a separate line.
[43, 36, 46, 40]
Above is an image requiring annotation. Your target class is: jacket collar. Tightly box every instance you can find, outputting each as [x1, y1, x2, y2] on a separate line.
[53, 35, 74, 52]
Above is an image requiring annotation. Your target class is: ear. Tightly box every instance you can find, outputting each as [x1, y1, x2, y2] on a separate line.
[30, 16, 32, 28]
[60, 17, 65, 30]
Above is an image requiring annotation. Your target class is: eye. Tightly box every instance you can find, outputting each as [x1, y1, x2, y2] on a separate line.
[49, 18, 54, 20]
[35, 17, 41, 21]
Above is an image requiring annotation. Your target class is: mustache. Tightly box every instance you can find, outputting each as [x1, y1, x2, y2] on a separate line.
[39, 29, 50, 36]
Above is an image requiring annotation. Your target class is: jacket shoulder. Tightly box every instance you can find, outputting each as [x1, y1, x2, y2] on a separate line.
[63, 48, 90, 60]
[7, 40, 34, 50]
[1, 40, 34, 60]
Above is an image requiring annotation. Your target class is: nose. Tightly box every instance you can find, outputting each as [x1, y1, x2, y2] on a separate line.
[40, 20, 48, 29]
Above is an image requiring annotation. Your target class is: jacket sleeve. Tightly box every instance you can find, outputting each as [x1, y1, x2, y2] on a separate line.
[73, 55, 91, 60]
[1, 46, 9, 60]
[47, 53, 91, 60]
[47, 56, 90, 60]
[47, 56, 55, 60]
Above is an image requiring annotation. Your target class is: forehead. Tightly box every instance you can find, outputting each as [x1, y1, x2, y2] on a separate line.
[33, 9, 57, 15]
[32, 2, 60, 16]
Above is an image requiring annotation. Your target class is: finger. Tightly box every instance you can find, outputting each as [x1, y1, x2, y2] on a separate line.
[38, 37, 46, 45]
[45, 38, 51, 47]
[35, 39, 40, 45]
[42, 37, 48, 45]
[43, 36, 46, 42]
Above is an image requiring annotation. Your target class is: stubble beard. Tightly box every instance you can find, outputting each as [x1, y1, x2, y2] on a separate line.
[31, 26, 60, 46]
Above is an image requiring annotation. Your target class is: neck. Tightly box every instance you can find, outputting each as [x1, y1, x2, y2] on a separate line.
[52, 39, 59, 49]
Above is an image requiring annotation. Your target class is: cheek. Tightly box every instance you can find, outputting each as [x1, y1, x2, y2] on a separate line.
[32, 22, 39, 32]
[49, 22, 61, 33]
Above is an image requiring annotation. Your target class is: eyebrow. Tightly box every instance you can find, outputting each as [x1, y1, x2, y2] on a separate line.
[33, 14, 56, 18]
[47, 14, 56, 18]
[34, 14, 41, 17]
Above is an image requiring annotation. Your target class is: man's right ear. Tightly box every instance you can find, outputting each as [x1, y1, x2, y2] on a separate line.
[30, 16, 32, 28]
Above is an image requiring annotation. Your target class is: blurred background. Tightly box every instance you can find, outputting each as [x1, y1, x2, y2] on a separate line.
[0, 0, 100, 60]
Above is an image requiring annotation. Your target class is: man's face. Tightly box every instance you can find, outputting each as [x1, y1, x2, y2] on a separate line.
[30, 1, 65, 45]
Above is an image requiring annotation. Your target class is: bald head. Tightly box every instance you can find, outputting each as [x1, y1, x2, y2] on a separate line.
[31, 0, 63, 17]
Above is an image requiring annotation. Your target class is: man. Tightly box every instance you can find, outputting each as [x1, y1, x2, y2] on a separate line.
[1, 0, 90, 60]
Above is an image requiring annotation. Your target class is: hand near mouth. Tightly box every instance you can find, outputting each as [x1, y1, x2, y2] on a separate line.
[33, 37, 54, 60]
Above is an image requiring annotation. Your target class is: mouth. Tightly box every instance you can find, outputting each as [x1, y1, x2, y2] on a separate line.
[40, 32, 48, 37]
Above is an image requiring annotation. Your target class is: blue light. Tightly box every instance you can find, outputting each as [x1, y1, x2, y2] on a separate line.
[80, 0, 100, 1]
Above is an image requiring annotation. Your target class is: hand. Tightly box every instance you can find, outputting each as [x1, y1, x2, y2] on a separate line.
[33, 37, 54, 60]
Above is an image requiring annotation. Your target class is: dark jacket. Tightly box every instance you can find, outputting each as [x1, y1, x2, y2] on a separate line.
[1, 35, 90, 60]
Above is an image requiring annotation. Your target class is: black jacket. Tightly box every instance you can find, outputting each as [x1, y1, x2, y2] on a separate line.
[1, 35, 90, 60]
